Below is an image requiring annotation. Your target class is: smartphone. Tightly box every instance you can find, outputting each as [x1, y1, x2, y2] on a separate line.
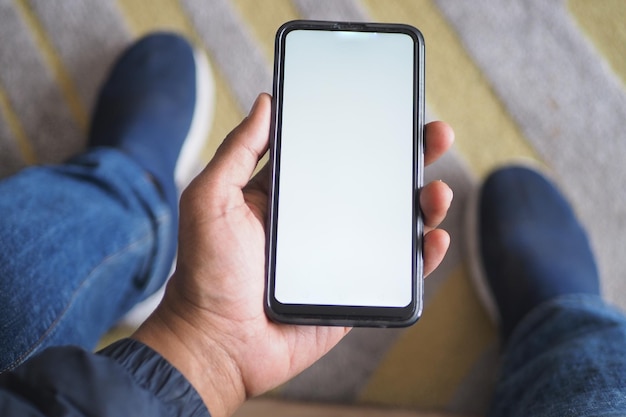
[265, 20, 425, 327]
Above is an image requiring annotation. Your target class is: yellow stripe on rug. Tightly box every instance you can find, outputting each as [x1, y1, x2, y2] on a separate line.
[0, 83, 37, 164]
[568, 0, 626, 88]
[363, 0, 541, 177]
[117, 0, 244, 162]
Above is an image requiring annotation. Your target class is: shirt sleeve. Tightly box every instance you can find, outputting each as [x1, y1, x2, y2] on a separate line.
[0, 338, 210, 417]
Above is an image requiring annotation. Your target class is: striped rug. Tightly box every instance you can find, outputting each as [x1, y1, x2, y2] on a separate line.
[1, 1, 625, 416]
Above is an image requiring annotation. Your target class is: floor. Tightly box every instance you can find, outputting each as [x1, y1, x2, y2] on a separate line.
[234, 398, 466, 417]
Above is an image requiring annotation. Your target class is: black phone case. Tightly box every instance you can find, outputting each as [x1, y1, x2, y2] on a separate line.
[264, 20, 425, 328]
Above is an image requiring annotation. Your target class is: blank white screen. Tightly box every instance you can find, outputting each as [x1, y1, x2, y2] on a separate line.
[274, 29, 415, 307]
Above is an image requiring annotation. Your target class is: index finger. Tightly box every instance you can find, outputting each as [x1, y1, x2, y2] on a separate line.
[424, 121, 454, 166]
[201, 93, 272, 188]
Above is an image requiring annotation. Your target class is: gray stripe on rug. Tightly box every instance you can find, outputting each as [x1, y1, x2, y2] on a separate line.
[0, 0, 82, 163]
[181, 0, 272, 112]
[293, 0, 368, 21]
[435, 0, 626, 310]
[281, 326, 405, 402]
[28, 0, 131, 112]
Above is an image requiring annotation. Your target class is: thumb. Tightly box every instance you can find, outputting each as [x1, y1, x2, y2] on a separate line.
[201, 93, 271, 188]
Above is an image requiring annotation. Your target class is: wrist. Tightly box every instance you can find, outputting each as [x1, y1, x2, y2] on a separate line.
[132, 296, 246, 417]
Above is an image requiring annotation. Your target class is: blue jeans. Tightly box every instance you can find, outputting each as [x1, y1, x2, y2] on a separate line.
[1, 150, 626, 416]
[489, 294, 626, 417]
[0, 148, 173, 373]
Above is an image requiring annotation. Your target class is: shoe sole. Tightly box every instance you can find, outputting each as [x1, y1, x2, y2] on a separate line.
[465, 176, 501, 324]
[174, 46, 215, 189]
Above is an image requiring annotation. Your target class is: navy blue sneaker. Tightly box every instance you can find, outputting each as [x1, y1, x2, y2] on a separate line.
[89, 32, 214, 220]
[467, 165, 600, 342]
[88, 32, 214, 327]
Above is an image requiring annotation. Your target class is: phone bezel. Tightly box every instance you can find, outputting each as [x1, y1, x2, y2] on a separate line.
[265, 20, 425, 327]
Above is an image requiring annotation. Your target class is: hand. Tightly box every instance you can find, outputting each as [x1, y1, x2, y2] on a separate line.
[133, 93, 454, 417]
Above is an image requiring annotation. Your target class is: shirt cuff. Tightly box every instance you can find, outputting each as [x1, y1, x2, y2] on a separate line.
[99, 338, 210, 417]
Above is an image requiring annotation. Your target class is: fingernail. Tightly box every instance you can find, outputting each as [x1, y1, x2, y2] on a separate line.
[438, 180, 454, 202]
[446, 185, 454, 202]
